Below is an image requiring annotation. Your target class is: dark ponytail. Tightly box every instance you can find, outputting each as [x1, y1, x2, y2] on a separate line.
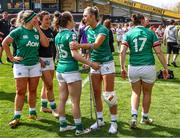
[58, 11, 73, 28]
[131, 14, 144, 26]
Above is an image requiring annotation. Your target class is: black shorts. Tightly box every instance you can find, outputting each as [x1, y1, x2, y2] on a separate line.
[167, 42, 179, 54]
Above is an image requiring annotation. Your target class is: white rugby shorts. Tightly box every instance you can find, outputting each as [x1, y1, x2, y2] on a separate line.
[13, 63, 42, 78]
[128, 65, 156, 84]
[90, 61, 115, 75]
[56, 71, 81, 84]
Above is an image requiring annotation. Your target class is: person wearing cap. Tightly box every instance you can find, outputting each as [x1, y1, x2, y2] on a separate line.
[2, 10, 49, 128]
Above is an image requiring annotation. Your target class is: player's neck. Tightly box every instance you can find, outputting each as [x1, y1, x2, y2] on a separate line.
[23, 24, 33, 30]
[91, 22, 98, 29]
[40, 25, 49, 30]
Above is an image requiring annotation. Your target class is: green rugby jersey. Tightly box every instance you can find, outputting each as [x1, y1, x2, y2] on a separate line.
[86, 23, 113, 63]
[55, 29, 78, 73]
[9, 26, 40, 66]
[122, 26, 160, 66]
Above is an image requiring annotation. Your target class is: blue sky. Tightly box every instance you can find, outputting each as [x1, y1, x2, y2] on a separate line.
[133, 0, 180, 9]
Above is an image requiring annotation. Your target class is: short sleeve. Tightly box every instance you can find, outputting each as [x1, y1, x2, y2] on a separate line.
[152, 32, 160, 47]
[68, 32, 77, 43]
[98, 27, 108, 37]
[122, 33, 129, 47]
[8, 28, 20, 40]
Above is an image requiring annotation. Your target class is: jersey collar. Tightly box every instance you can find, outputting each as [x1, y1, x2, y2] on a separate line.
[135, 25, 144, 28]
[90, 22, 100, 30]
[60, 28, 70, 32]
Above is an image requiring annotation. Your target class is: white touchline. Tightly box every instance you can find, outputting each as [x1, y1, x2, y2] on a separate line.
[82, 75, 89, 88]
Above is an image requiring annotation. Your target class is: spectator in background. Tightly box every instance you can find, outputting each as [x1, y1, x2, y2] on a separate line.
[10, 18, 17, 57]
[116, 24, 124, 53]
[51, 11, 61, 61]
[128, 21, 134, 31]
[155, 25, 164, 42]
[178, 29, 180, 44]
[150, 25, 156, 32]
[52, 11, 60, 36]
[144, 17, 150, 28]
[103, 19, 115, 53]
[164, 20, 179, 67]
[78, 19, 89, 71]
[0, 11, 10, 64]
[122, 23, 129, 33]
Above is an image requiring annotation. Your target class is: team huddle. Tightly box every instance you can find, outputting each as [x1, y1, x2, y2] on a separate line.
[1, 6, 168, 136]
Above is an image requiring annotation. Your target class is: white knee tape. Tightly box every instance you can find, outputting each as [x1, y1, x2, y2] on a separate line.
[102, 91, 117, 107]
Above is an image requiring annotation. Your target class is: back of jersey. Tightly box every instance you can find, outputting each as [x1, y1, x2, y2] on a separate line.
[123, 26, 159, 66]
[55, 29, 78, 73]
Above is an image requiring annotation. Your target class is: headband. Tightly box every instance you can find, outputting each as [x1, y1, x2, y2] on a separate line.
[24, 12, 36, 23]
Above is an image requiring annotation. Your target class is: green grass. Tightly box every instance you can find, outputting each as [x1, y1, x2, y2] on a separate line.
[0, 46, 180, 137]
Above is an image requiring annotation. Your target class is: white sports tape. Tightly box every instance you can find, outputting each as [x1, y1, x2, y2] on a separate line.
[102, 91, 117, 107]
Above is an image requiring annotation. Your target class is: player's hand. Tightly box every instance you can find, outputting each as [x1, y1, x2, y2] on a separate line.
[39, 59, 45, 68]
[162, 69, 169, 80]
[9, 56, 23, 62]
[0, 32, 4, 35]
[90, 62, 100, 70]
[121, 69, 127, 80]
[70, 41, 79, 50]
[33, 19, 40, 30]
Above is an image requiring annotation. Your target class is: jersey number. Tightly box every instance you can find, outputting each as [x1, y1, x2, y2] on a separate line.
[133, 38, 147, 52]
[58, 44, 68, 58]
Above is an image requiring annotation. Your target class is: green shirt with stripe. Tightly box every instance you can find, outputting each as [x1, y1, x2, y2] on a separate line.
[86, 24, 113, 63]
[122, 26, 160, 66]
[9, 26, 40, 66]
[55, 29, 79, 73]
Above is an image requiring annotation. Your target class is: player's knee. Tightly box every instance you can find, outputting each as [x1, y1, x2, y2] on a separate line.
[102, 91, 117, 107]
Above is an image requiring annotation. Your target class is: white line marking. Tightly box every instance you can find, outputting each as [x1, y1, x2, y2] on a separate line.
[82, 75, 89, 88]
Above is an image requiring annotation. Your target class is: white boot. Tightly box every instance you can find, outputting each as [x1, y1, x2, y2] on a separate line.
[90, 119, 105, 130]
[52, 110, 59, 118]
[108, 122, 118, 134]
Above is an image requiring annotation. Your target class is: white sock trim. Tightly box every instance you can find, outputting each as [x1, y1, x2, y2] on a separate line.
[41, 99, 48, 102]
[74, 118, 82, 124]
[59, 116, 66, 122]
[131, 109, 138, 115]
[142, 112, 148, 117]
[97, 112, 103, 119]
[14, 111, 21, 115]
[111, 114, 117, 121]
[29, 108, 36, 112]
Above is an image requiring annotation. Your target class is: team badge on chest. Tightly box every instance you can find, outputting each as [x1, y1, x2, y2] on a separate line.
[34, 35, 39, 40]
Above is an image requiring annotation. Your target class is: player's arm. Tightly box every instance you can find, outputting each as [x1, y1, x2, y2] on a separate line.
[2, 36, 22, 62]
[70, 42, 100, 70]
[74, 34, 106, 50]
[34, 20, 49, 47]
[153, 45, 168, 79]
[120, 43, 128, 79]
